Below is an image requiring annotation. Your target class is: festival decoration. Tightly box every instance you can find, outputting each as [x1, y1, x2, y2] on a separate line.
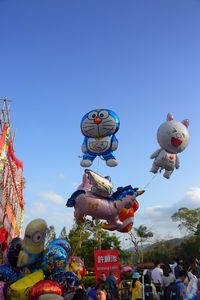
[0, 225, 8, 252]
[150, 113, 190, 179]
[67, 170, 144, 232]
[0, 99, 25, 243]
[7, 270, 44, 300]
[17, 219, 47, 268]
[68, 256, 86, 279]
[80, 109, 120, 167]
[28, 280, 64, 300]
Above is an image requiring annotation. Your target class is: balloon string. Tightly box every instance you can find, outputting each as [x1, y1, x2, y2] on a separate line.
[143, 174, 158, 190]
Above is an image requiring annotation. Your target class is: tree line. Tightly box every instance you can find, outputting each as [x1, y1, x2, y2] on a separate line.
[45, 207, 200, 268]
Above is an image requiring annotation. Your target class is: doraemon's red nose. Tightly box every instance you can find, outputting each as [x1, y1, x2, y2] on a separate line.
[94, 117, 102, 125]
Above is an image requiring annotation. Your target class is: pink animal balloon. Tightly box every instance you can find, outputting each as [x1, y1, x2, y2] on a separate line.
[74, 191, 136, 231]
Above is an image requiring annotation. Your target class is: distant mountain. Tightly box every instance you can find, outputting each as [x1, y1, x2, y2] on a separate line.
[124, 235, 191, 252]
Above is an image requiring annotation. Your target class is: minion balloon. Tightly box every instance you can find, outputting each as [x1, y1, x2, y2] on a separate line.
[17, 219, 47, 268]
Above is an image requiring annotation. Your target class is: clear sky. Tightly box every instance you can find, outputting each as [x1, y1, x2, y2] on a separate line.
[0, 0, 200, 244]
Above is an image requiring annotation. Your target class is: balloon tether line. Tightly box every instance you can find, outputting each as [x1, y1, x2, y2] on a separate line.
[143, 174, 158, 190]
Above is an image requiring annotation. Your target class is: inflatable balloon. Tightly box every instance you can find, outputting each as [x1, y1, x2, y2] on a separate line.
[7, 237, 22, 268]
[38, 295, 64, 300]
[52, 271, 80, 289]
[68, 256, 86, 280]
[150, 113, 190, 179]
[28, 280, 64, 300]
[67, 172, 144, 232]
[49, 239, 71, 259]
[42, 245, 67, 276]
[0, 281, 6, 300]
[17, 219, 47, 268]
[80, 108, 120, 167]
[7, 270, 44, 300]
[118, 198, 139, 233]
[0, 265, 23, 283]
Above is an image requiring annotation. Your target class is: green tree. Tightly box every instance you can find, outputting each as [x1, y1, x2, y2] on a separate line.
[68, 219, 125, 268]
[45, 225, 56, 247]
[171, 207, 200, 233]
[59, 226, 68, 240]
[128, 225, 154, 263]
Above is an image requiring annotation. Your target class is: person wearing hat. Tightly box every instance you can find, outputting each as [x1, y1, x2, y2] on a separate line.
[131, 272, 143, 300]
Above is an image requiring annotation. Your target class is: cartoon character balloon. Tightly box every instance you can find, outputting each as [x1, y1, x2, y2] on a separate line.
[150, 113, 190, 179]
[17, 219, 47, 268]
[80, 109, 120, 167]
[42, 245, 67, 277]
[67, 170, 144, 232]
[68, 256, 86, 280]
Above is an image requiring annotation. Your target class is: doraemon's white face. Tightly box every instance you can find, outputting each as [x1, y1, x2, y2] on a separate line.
[81, 109, 119, 138]
[157, 115, 190, 154]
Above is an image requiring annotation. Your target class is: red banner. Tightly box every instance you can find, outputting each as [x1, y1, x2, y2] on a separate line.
[94, 249, 120, 284]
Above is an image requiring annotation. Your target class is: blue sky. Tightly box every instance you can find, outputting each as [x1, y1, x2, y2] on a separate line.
[0, 0, 200, 242]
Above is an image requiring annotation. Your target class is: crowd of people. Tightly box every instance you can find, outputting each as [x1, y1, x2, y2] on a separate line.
[68, 257, 200, 300]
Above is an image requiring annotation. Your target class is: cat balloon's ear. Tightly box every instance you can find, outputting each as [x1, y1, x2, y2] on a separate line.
[166, 113, 174, 121]
[182, 119, 190, 128]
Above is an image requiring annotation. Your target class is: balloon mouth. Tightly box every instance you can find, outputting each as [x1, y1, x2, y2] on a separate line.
[171, 137, 182, 147]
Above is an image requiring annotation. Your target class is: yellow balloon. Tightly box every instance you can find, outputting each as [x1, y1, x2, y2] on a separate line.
[7, 270, 44, 300]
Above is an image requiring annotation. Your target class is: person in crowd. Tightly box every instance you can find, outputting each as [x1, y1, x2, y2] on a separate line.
[87, 283, 97, 300]
[118, 275, 131, 300]
[170, 258, 178, 275]
[131, 271, 142, 300]
[151, 261, 163, 294]
[106, 271, 118, 299]
[176, 270, 188, 300]
[162, 264, 176, 300]
[174, 258, 185, 279]
[95, 285, 107, 300]
[188, 258, 200, 279]
[71, 288, 89, 300]
[143, 273, 157, 300]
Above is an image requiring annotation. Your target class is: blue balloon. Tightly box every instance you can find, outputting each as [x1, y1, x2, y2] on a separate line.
[0, 265, 23, 283]
[7, 237, 22, 267]
[53, 271, 80, 288]
[42, 245, 67, 276]
[80, 109, 120, 168]
[49, 239, 71, 259]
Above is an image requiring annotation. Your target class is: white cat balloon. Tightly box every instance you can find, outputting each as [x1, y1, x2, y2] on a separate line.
[150, 113, 190, 179]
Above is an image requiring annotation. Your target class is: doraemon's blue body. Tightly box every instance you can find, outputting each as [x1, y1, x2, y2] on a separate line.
[80, 109, 120, 167]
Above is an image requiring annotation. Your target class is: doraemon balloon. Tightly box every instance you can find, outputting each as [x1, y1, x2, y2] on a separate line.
[150, 113, 190, 179]
[80, 109, 120, 167]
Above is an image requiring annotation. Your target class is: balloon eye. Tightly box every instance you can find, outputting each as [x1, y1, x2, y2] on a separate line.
[98, 110, 109, 119]
[173, 128, 177, 133]
[32, 231, 43, 243]
[88, 111, 98, 120]
[182, 133, 185, 138]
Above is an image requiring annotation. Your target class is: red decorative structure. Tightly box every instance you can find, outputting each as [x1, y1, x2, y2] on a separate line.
[0, 98, 24, 252]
